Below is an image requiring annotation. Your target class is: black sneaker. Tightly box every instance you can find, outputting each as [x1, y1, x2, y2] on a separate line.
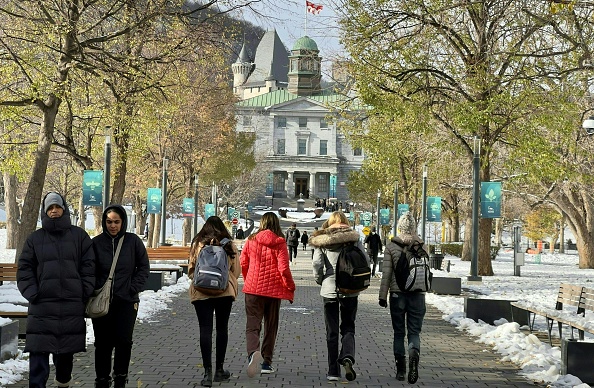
[247, 351, 263, 378]
[261, 362, 275, 374]
[408, 349, 419, 384]
[341, 358, 356, 381]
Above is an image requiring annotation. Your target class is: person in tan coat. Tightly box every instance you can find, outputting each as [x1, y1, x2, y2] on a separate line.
[188, 216, 241, 387]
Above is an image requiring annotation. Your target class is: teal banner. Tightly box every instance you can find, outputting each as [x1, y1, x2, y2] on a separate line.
[360, 212, 372, 226]
[427, 197, 442, 222]
[349, 211, 354, 221]
[481, 182, 502, 218]
[82, 170, 103, 206]
[265, 173, 273, 196]
[204, 203, 215, 219]
[379, 208, 390, 225]
[227, 207, 235, 219]
[330, 175, 337, 198]
[147, 188, 162, 214]
[397, 204, 409, 219]
[183, 198, 194, 218]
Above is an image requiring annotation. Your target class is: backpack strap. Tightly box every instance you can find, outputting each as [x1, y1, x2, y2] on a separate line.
[220, 238, 231, 247]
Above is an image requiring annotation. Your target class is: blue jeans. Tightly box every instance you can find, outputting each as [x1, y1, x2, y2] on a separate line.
[389, 292, 426, 358]
[323, 297, 358, 377]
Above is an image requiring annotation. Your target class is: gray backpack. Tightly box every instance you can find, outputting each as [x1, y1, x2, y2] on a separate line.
[193, 238, 231, 295]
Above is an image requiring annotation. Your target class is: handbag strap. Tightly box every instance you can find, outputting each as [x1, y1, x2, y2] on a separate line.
[107, 236, 125, 280]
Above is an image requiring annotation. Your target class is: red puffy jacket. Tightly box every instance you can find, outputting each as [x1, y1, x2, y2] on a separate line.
[240, 229, 295, 302]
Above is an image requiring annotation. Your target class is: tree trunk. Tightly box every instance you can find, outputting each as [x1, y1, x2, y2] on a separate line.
[462, 212, 471, 261]
[183, 218, 191, 246]
[78, 197, 86, 230]
[478, 217, 494, 276]
[559, 215, 565, 254]
[3, 172, 19, 256]
[148, 213, 156, 248]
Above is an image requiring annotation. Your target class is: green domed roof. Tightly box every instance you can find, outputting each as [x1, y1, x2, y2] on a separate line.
[292, 36, 318, 51]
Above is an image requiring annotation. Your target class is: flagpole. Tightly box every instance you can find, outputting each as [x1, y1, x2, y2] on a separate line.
[305, 2, 308, 36]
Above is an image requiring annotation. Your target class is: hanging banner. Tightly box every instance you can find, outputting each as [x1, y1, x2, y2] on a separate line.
[360, 212, 372, 226]
[330, 175, 337, 198]
[82, 170, 103, 207]
[397, 204, 410, 219]
[481, 182, 502, 218]
[204, 203, 215, 219]
[349, 211, 354, 221]
[265, 173, 273, 197]
[379, 208, 390, 225]
[427, 197, 442, 222]
[147, 188, 162, 214]
[183, 198, 194, 218]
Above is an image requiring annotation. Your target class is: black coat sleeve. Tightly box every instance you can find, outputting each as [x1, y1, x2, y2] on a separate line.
[129, 235, 150, 296]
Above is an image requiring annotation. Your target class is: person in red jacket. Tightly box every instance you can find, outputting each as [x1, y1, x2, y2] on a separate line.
[240, 212, 295, 378]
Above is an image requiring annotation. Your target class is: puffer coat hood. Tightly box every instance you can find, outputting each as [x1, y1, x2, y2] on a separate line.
[240, 229, 295, 302]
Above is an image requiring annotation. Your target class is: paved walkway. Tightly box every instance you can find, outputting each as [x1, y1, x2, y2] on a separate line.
[7, 248, 541, 387]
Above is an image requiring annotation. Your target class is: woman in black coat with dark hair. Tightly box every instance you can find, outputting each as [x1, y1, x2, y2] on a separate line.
[18, 192, 96, 388]
[92, 205, 149, 388]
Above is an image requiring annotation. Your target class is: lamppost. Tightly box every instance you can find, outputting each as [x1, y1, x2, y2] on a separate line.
[245, 202, 249, 228]
[469, 137, 482, 281]
[421, 165, 427, 241]
[159, 157, 169, 246]
[103, 129, 111, 211]
[392, 182, 398, 237]
[376, 189, 381, 237]
[193, 173, 199, 237]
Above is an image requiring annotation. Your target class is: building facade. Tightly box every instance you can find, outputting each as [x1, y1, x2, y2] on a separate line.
[234, 30, 363, 203]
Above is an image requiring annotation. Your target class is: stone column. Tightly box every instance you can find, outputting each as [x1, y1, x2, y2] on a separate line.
[287, 172, 294, 198]
[309, 172, 316, 198]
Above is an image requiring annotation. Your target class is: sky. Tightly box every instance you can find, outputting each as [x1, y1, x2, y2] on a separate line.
[0, 213, 592, 387]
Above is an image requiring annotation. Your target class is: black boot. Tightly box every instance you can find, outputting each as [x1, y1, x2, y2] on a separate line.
[213, 367, 231, 382]
[408, 348, 419, 384]
[113, 374, 127, 388]
[201, 367, 213, 387]
[95, 377, 112, 388]
[395, 356, 406, 381]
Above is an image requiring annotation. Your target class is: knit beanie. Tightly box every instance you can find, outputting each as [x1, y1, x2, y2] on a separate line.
[397, 212, 417, 236]
[44, 192, 65, 213]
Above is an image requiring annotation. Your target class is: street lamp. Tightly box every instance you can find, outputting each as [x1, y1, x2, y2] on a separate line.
[103, 129, 111, 211]
[193, 173, 199, 236]
[159, 157, 169, 246]
[392, 182, 398, 237]
[421, 165, 427, 241]
[469, 137, 482, 282]
[376, 189, 381, 237]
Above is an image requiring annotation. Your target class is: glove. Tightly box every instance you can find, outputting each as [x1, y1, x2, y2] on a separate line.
[379, 299, 388, 308]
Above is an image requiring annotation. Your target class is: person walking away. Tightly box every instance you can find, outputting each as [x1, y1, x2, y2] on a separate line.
[188, 216, 241, 387]
[91, 205, 150, 388]
[310, 211, 370, 382]
[284, 223, 300, 263]
[235, 226, 245, 240]
[364, 227, 383, 277]
[17, 192, 96, 388]
[301, 231, 309, 251]
[240, 212, 295, 378]
[378, 212, 427, 383]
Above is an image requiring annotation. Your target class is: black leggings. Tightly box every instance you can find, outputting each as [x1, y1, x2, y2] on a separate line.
[193, 296, 234, 368]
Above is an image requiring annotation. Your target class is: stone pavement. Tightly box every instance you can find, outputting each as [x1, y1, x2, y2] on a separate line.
[7, 248, 541, 387]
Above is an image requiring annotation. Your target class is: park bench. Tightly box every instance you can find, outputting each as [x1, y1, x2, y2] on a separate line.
[0, 263, 28, 337]
[0, 263, 18, 285]
[145, 246, 190, 291]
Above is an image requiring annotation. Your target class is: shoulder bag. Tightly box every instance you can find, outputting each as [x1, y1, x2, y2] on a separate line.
[85, 236, 124, 318]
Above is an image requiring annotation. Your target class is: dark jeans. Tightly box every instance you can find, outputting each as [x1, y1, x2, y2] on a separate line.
[288, 245, 297, 261]
[29, 352, 74, 388]
[369, 251, 379, 276]
[245, 293, 281, 365]
[193, 296, 233, 368]
[92, 298, 138, 379]
[323, 296, 358, 377]
[390, 292, 426, 358]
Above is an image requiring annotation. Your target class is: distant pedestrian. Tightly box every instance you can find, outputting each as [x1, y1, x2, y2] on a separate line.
[240, 212, 295, 378]
[143, 223, 149, 240]
[188, 216, 241, 387]
[236, 226, 245, 240]
[310, 211, 370, 382]
[285, 223, 300, 263]
[378, 212, 427, 383]
[17, 192, 95, 388]
[301, 231, 309, 251]
[364, 227, 383, 277]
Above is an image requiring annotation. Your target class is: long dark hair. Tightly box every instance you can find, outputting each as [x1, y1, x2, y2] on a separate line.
[190, 216, 235, 259]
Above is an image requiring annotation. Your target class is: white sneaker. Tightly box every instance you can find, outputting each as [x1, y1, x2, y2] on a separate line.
[327, 375, 340, 381]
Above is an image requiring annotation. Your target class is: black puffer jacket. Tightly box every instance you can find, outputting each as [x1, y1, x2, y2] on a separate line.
[17, 193, 95, 353]
[92, 205, 149, 303]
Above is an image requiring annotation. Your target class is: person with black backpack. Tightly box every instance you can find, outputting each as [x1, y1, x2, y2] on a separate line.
[188, 216, 241, 387]
[310, 211, 370, 382]
[378, 212, 428, 384]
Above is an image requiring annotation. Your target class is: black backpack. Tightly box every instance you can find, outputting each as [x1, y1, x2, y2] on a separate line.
[335, 242, 371, 294]
[394, 241, 432, 292]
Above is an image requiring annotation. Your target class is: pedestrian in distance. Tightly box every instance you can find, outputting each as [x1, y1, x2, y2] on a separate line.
[378, 212, 427, 384]
[310, 211, 370, 382]
[240, 212, 295, 378]
[17, 192, 96, 388]
[301, 230, 309, 251]
[364, 226, 383, 277]
[188, 216, 241, 387]
[91, 205, 150, 388]
[284, 223, 300, 263]
[235, 225, 245, 240]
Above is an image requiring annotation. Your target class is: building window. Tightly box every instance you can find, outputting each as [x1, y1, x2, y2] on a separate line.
[320, 118, 328, 129]
[318, 174, 328, 192]
[319, 140, 327, 155]
[298, 139, 307, 155]
[277, 139, 285, 154]
[299, 117, 308, 128]
[353, 147, 362, 156]
[273, 174, 285, 191]
[278, 116, 286, 128]
[242, 116, 252, 126]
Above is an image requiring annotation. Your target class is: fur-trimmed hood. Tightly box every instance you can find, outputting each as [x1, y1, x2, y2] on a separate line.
[308, 225, 360, 248]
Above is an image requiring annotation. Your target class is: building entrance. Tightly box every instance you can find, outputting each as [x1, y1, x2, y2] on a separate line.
[295, 178, 309, 198]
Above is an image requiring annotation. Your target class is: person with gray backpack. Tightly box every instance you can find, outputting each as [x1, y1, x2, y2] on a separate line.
[188, 216, 241, 387]
[378, 212, 428, 384]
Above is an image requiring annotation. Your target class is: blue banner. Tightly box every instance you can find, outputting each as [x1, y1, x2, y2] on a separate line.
[481, 182, 502, 218]
[204, 203, 215, 219]
[360, 212, 372, 226]
[183, 198, 194, 217]
[147, 188, 162, 214]
[330, 175, 337, 198]
[397, 204, 409, 220]
[82, 170, 103, 207]
[427, 197, 442, 222]
[379, 208, 390, 225]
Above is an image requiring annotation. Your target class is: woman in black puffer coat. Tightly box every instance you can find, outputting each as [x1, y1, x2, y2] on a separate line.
[18, 192, 96, 388]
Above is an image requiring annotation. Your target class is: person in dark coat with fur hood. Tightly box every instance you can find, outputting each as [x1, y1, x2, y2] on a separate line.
[17, 192, 96, 388]
[91, 205, 150, 388]
[310, 211, 370, 383]
[379, 212, 427, 384]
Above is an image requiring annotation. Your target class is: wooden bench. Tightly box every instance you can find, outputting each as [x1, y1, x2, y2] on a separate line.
[0, 264, 28, 337]
[146, 246, 190, 262]
[511, 283, 594, 345]
[145, 246, 190, 291]
[0, 263, 18, 285]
